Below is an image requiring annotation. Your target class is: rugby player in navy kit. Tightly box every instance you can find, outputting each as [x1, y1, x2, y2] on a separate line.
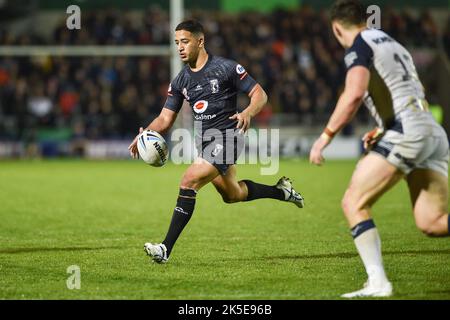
[128, 20, 304, 263]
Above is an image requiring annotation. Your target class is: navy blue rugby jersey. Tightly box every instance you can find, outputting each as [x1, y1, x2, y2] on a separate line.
[164, 54, 258, 133]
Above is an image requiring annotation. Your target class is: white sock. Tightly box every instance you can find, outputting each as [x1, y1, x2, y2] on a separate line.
[354, 228, 389, 284]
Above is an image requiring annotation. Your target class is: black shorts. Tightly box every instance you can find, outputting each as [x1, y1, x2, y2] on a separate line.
[197, 130, 245, 175]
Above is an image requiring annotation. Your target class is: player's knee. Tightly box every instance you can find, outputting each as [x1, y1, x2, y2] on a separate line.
[341, 197, 350, 215]
[341, 192, 356, 216]
[180, 172, 201, 190]
[341, 191, 368, 221]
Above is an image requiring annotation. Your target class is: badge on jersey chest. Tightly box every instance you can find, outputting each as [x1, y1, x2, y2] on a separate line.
[210, 79, 219, 94]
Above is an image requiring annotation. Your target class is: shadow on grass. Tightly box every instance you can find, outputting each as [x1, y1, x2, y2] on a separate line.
[0, 246, 125, 254]
[2, 247, 449, 259]
[423, 289, 450, 295]
[262, 248, 450, 260]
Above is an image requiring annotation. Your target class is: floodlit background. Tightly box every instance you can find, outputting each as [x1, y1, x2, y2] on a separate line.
[0, 0, 449, 160]
[0, 1, 449, 300]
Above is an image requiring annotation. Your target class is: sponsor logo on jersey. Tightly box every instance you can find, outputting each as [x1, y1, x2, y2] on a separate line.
[193, 100, 208, 114]
[195, 84, 202, 91]
[194, 114, 217, 121]
[344, 51, 358, 68]
[236, 64, 246, 75]
[210, 79, 219, 93]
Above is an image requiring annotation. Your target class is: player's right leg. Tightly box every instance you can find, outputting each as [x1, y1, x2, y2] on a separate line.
[211, 165, 304, 208]
[407, 169, 449, 237]
[144, 158, 220, 263]
[341, 153, 404, 298]
[211, 165, 247, 203]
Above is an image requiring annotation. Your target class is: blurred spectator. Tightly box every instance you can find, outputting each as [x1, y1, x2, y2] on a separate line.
[71, 119, 87, 157]
[444, 16, 450, 58]
[28, 89, 53, 118]
[0, 5, 447, 142]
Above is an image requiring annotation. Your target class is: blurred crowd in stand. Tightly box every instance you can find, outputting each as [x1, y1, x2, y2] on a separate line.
[0, 6, 448, 147]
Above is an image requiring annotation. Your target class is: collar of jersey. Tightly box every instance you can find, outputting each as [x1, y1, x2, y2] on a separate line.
[187, 53, 213, 75]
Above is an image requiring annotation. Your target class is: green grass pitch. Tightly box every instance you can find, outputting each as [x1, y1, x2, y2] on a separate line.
[0, 159, 449, 299]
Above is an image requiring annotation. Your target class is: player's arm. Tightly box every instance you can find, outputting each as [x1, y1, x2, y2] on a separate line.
[230, 84, 267, 133]
[146, 108, 178, 134]
[323, 66, 369, 135]
[309, 66, 370, 165]
[128, 78, 183, 159]
[244, 84, 268, 117]
[128, 108, 178, 159]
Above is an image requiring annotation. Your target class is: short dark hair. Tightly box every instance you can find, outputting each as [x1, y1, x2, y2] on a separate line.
[330, 0, 366, 26]
[175, 20, 204, 36]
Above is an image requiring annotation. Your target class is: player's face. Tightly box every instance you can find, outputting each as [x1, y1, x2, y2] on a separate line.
[174, 30, 204, 63]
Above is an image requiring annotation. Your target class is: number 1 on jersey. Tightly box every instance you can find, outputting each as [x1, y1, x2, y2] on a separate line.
[394, 53, 411, 81]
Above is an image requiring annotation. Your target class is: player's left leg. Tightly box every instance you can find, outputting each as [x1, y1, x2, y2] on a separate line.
[406, 132, 449, 236]
[211, 165, 304, 208]
[341, 153, 404, 298]
[407, 168, 449, 237]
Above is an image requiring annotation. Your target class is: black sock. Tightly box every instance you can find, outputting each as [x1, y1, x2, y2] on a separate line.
[241, 180, 285, 201]
[162, 188, 197, 256]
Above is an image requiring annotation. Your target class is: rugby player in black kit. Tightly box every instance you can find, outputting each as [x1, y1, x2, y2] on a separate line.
[128, 20, 304, 263]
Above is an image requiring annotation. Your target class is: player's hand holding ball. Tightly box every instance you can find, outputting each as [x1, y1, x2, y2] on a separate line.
[128, 128, 169, 167]
[128, 127, 144, 159]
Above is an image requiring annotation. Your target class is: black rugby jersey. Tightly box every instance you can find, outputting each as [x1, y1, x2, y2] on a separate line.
[164, 54, 258, 132]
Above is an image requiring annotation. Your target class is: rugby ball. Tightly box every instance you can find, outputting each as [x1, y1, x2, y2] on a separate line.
[136, 130, 169, 167]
